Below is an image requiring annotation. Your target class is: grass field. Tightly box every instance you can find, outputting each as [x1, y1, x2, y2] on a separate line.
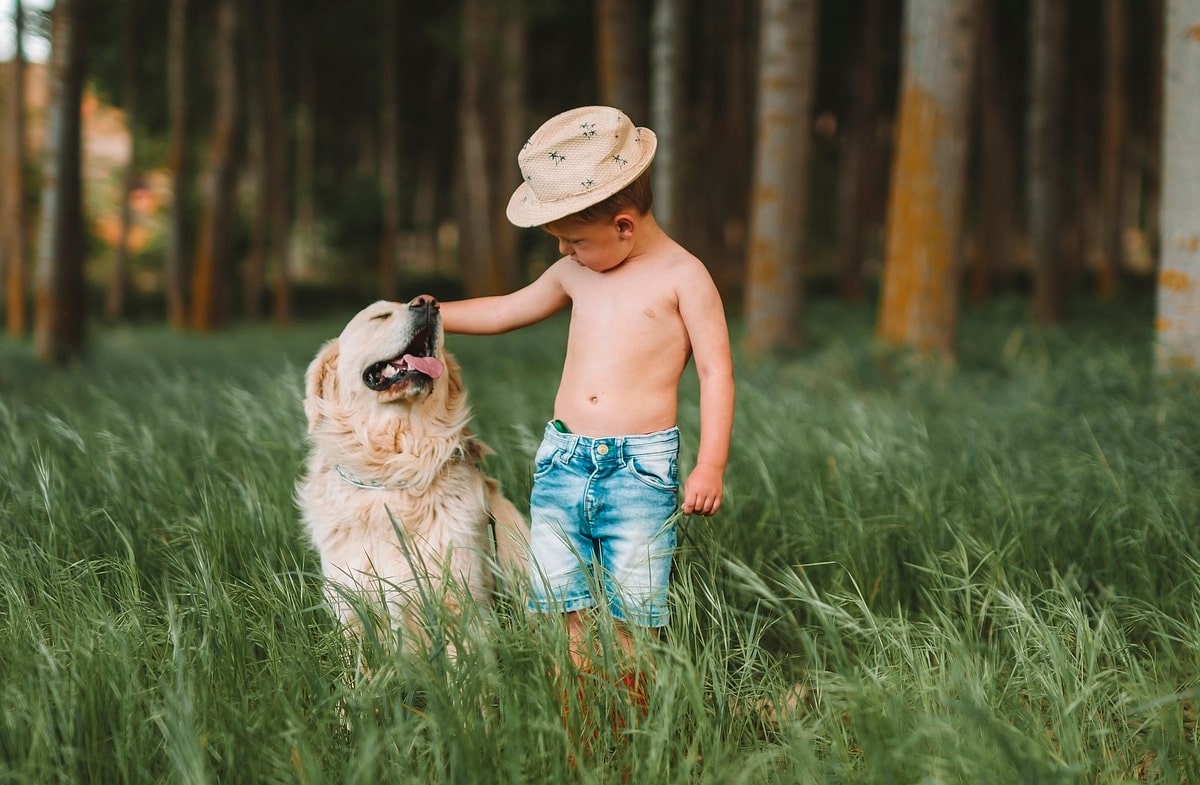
[1, 294, 1198, 784]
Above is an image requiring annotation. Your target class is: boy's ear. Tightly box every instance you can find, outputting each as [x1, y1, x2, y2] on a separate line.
[614, 213, 636, 237]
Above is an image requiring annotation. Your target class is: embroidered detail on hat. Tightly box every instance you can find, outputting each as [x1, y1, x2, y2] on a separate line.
[548, 151, 565, 164]
[581, 122, 596, 138]
[581, 178, 594, 188]
[612, 154, 628, 167]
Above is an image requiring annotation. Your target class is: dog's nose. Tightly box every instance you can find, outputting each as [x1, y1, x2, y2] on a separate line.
[408, 295, 439, 311]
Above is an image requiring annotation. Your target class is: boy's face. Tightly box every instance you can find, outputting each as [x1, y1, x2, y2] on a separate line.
[542, 214, 634, 273]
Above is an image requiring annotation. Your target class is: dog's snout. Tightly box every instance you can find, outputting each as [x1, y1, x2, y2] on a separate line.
[409, 295, 439, 311]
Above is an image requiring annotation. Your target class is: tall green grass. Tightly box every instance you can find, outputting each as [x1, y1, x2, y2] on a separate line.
[1, 295, 1197, 783]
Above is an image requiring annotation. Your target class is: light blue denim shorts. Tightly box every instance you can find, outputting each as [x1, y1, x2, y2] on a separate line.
[527, 422, 680, 628]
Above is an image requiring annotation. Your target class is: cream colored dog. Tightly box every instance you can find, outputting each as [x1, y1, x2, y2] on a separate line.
[297, 296, 527, 647]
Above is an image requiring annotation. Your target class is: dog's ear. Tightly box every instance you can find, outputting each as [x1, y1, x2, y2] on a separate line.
[443, 352, 466, 406]
[304, 339, 340, 433]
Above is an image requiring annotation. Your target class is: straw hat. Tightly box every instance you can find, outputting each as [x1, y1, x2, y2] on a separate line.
[505, 106, 657, 228]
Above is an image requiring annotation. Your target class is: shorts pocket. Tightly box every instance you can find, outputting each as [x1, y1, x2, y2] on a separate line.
[533, 440, 561, 479]
[626, 452, 678, 492]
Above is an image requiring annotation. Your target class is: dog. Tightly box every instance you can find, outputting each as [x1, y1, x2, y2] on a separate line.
[297, 296, 528, 650]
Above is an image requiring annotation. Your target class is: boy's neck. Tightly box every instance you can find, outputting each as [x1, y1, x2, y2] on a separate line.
[625, 211, 667, 261]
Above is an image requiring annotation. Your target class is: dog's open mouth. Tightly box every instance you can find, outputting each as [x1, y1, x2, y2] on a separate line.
[362, 327, 446, 391]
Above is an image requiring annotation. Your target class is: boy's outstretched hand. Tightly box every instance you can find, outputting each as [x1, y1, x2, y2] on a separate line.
[682, 463, 724, 516]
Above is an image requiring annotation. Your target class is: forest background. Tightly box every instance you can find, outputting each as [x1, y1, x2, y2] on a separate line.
[0, 0, 1197, 369]
[3, 2, 1200, 782]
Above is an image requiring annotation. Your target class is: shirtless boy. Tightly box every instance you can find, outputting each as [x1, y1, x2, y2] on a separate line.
[433, 106, 734, 667]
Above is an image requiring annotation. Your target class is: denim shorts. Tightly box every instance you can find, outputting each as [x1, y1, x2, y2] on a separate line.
[527, 422, 680, 628]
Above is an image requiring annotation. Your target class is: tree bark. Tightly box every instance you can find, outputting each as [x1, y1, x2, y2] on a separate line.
[105, 0, 139, 323]
[596, 0, 647, 121]
[1026, 0, 1068, 324]
[877, 0, 979, 357]
[971, 0, 1018, 304]
[264, 0, 290, 323]
[650, 0, 684, 235]
[1097, 0, 1128, 296]
[458, 0, 495, 297]
[3, 0, 28, 336]
[378, 0, 401, 299]
[491, 7, 526, 291]
[165, 0, 190, 328]
[742, 0, 818, 357]
[189, 0, 240, 331]
[1155, 0, 1200, 372]
[835, 0, 883, 303]
[33, 0, 88, 364]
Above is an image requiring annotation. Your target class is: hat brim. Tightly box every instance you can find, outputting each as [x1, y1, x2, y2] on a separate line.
[505, 128, 657, 228]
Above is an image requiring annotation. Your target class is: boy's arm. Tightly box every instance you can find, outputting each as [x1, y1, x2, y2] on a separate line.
[438, 261, 571, 335]
[678, 264, 735, 517]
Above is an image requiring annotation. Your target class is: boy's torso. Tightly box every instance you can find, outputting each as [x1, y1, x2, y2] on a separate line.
[553, 250, 693, 437]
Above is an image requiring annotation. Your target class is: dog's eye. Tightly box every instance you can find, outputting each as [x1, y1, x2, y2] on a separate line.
[370, 312, 392, 322]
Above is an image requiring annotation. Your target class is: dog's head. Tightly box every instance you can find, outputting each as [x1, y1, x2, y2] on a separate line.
[304, 297, 464, 433]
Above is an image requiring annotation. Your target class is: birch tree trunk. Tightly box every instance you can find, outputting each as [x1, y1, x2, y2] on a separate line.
[1026, 0, 1068, 324]
[33, 0, 88, 364]
[165, 0, 190, 328]
[189, 0, 240, 331]
[3, 0, 27, 336]
[264, 0, 290, 323]
[742, 0, 818, 357]
[877, 0, 979, 356]
[650, 0, 684, 234]
[1155, 0, 1200, 373]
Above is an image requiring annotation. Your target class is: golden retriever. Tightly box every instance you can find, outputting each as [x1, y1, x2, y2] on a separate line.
[297, 296, 527, 649]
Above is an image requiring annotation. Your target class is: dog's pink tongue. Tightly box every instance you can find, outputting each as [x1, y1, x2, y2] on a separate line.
[404, 354, 444, 379]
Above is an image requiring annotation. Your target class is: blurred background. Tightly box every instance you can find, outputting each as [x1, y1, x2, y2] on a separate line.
[0, 0, 1191, 365]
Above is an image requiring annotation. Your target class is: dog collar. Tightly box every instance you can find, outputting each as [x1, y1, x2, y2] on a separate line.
[334, 464, 408, 490]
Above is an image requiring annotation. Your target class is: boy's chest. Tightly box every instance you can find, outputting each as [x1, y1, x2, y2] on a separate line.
[564, 266, 680, 325]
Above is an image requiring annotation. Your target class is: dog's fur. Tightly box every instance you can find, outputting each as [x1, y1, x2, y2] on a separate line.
[297, 298, 527, 645]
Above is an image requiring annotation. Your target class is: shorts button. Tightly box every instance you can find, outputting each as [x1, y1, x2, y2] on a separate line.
[596, 444, 609, 456]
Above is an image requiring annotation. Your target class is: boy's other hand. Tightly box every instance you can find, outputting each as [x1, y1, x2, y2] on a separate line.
[682, 463, 724, 516]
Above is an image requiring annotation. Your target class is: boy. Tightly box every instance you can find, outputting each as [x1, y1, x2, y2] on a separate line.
[436, 106, 734, 667]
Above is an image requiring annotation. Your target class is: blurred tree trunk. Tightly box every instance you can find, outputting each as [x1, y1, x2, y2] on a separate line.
[742, 0, 817, 357]
[410, 61, 449, 275]
[3, 0, 28, 336]
[378, 0, 401, 300]
[1097, 0, 1128, 297]
[970, 0, 1018, 304]
[877, 0, 978, 357]
[1155, 0, 1200, 373]
[293, 52, 316, 280]
[106, 1, 139, 323]
[1026, 0, 1068, 324]
[458, 0, 495, 298]
[596, 0, 646, 120]
[491, 7, 525, 291]
[189, 0, 240, 331]
[650, 0, 684, 235]
[33, 0, 88, 364]
[693, 0, 753, 297]
[165, 0, 190, 328]
[244, 23, 268, 319]
[264, 0, 290, 323]
[835, 0, 883, 303]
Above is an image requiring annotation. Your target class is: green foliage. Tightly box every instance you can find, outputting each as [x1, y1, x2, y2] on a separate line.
[1, 296, 1198, 783]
